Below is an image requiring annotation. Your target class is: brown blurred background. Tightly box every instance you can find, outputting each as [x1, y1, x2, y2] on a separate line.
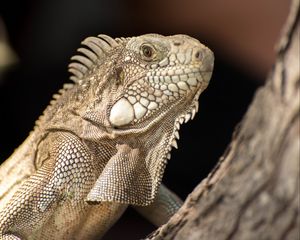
[0, 0, 290, 239]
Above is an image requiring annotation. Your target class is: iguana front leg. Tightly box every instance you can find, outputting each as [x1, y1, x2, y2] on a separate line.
[0, 161, 58, 240]
[0, 131, 95, 240]
[133, 184, 183, 227]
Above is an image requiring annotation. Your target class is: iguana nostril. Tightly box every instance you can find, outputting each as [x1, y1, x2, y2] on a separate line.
[173, 41, 181, 46]
[194, 50, 203, 61]
[173, 38, 184, 46]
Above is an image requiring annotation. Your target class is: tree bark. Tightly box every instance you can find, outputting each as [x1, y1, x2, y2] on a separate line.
[146, 1, 300, 239]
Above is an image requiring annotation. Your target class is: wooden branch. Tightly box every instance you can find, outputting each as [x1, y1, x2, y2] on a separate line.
[146, 0, 300, 239]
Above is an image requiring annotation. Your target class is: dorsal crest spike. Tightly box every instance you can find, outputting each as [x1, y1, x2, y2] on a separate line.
[115, 37, 130, 44]
[71, 55, 93, 68]
[68, 34, 119, 83]
[77, 48, 97, 62]
[98, 34, 119, 47]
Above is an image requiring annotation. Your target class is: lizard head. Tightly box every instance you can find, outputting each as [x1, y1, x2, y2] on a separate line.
[69, 34, 214, 205]
[108, 34, 214, 129]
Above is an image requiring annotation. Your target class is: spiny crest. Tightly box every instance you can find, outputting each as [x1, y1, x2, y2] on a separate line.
[68, 34, 120, 83]
[34, 83, 74, 129]
[166, 92, 200, 161]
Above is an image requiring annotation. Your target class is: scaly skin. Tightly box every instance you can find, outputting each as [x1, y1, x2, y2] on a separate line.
[0, 34, 214, 239]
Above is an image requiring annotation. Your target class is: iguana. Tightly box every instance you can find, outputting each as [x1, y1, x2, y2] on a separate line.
[0, 34, 214, 239]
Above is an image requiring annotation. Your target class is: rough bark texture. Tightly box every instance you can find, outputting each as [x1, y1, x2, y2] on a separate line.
[146, 1, 300, 240]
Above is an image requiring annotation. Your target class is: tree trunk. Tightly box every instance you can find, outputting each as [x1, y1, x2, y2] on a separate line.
[146, 1, 300, 239]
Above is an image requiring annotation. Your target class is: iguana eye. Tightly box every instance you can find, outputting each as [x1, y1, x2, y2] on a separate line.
[141, 44, 155, 60]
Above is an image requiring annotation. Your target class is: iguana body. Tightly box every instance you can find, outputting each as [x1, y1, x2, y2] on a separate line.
[0, 34, 214, 239]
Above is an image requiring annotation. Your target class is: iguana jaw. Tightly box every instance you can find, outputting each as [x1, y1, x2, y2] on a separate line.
[105, 67, 211, 137]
